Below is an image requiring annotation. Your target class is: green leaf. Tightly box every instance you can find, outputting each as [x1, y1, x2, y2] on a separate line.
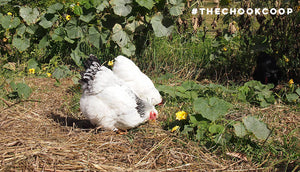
[96, 0, 109, 12]
[169, 3, 184, 16]
[0, 15, 20, 29]
[110, 0, 132, 16]
[38, 35, 49, 49]
[73, 6, 83, 15]
[79, 13, 95, 23]
[52, 27, 65, 41]
[47, 3, 63, 14]
[16, 83, 32, 99]
[233, 122, 247, 138]
[296, 88, 300, 96]
[65, 18, 83, 39]
[27, 58, 39, 70]
[169, 0, 182, 5]
[16, 24, 26, 36]
[112, 24, 130, 47]
[26, 25, 39, 34]
[193, 97, 232, 122]
[136, 0, 155, 10]
[242, 116, 271, 140]
[52, 65, 71, 80]
[20, 7, 39, 25]
[70, 45, 85, 67]
[12, 37, 30, 52]
[121, 42, 136, 56]
[286, 93, 299, 102]
[151, 13, 174, 37]
[88, 27, 102, 48]
[209, 124, 224, 134]
[0, 0, 11, 5]
[156, 85, 176, 98]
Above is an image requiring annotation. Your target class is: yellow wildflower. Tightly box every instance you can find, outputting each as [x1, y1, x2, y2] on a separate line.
[175, 111, 188, 120]
[28, 68, 35, 74]
[47, 73, 52, 77]
[7, 12, 12, 16]
[76, 2, 80, 6]
[288, 79, 294, 85]
[3, 38, 8, 42]
[171, 126, 180, 132]
[284, 56, 289, 63]
[223, 47, 227, 52]
[108, 60, 114, 66]
[66, 15, 71, 21]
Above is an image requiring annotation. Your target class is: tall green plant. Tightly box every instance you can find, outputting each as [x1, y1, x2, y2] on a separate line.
[0, 0, 185, 65]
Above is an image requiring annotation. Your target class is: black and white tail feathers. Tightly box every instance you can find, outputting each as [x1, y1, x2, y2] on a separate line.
[80, 54, 101, 84]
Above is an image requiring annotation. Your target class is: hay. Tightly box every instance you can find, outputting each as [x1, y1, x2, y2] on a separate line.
[0, 78, 297, 171]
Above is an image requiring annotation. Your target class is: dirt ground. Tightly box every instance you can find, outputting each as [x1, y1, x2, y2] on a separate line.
[0, 78, 297, 171]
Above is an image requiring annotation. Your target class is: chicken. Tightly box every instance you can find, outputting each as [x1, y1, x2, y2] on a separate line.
[112, 55, 162, 106]
[79, 55, 158, 131]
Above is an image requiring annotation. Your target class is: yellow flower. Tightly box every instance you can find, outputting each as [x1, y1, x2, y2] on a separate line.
[108, 60, 114, 66]
[76, 2, 80, 6]
[175, 111, 188, 120]
[284, 55, 289, 63]
[3, 38, 8, 42]
[288, 79, 294, 85]
[47, 73, 52, 77]
[171, 126, 180, 132]
[7, 12, 12, 16]
[66, 15, 71, 21]
[223, 47, 227, 52]
[28, 68, 35, 74]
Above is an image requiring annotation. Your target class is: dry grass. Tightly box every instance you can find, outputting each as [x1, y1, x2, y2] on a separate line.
[0, 77, 298, 171]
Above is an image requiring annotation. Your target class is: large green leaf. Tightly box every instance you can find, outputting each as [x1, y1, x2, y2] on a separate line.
[39, 15, 58, 29]
[193, 97, 232, 122]
[79, 13, 95, 23]
[47, 3, 63, 14]
[20, 7, 39, 24]
[65, 18, 83, 39]
[52, 27, 65, 41]
[112, 24, 130, 47]
[12, 37, 30, 52]
[110, 0, 132, 16]
[16, 24, 26, 36]
[209, 124, 224, 134]
[0, 15, 20, 29]
[0, 0, 11, 5]
[88, 27, 101, 48]
[27, 58, 39, 70]
[169, 3, 184, 16]
[242, 116, 271, 140]
[233, 121, 247, 138]
[136, 0, 155, 10]
[38, 35, 49, 49]
[70, 46, 85, 67]
[121, 42, 136, 56]
[150, 13, 174, 37]
[96, 0, 109, 12]
[52, 65, 71, 80]
[15, 83, 32, 99]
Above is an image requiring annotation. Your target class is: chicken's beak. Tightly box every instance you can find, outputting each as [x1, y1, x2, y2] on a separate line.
[158, 99, 164, 106]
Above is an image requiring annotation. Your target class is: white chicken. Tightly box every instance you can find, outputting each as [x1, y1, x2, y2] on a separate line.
[112, 55, 162, 106]
[79, 55, 158, 132]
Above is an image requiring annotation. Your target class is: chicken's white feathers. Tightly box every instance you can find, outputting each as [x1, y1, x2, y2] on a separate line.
[80, 55, 157, 131]
[112, 55, 162, 105]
